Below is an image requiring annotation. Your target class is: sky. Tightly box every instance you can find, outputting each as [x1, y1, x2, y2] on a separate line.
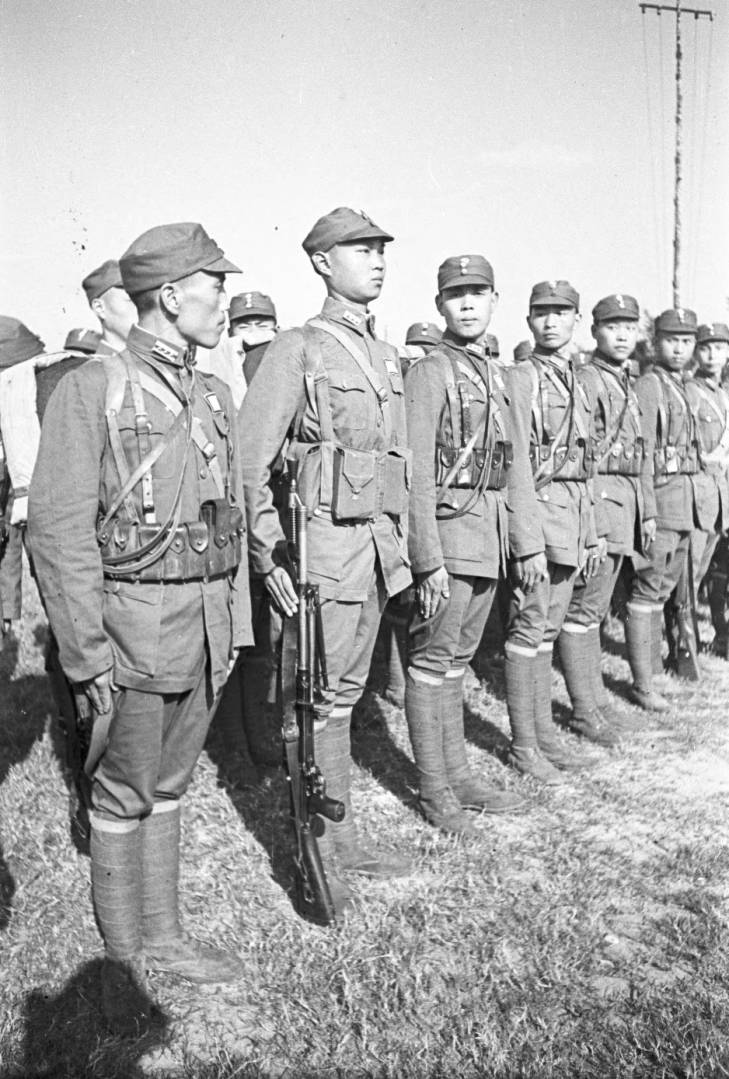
[1, 0, 727, 355]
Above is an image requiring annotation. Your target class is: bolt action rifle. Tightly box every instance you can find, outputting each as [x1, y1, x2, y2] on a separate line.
[280, 478, 345, 926]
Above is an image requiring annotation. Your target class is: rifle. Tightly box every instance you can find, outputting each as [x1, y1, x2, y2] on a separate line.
[280, 479, 345, 926]
[665, 545, 701, 682]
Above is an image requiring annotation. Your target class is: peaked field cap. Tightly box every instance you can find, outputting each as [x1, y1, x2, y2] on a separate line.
[592, 293, 640, 322]
[513, 340, 533, 363]
[697, 322, 729, 345]
[64, 327, 102, 354]
[438, 255, 494, 292]
[120, 223, 240, 294]
[82, 259, 124, 302]
[302, 207, 393, 255]
[529, 280, 579, 310]
[655, 308, 698, 335]
[0, 317, 45, 369]
[405, 321, 442, 347]
[229, 291, 277, 323]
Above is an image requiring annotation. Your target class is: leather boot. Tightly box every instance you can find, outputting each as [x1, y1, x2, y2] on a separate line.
[405, 673, 477, 835]
[90, 818, 152, 1036]
[320, 709, 412, 877]
[626, 604, 669, 712]
[141, 802, 244, 983]
[382, 614, 407, 708]
[558, 627, 619, 747]
[651, 607, 666, 675]
[533, 648, 595, 769]
[504, 647, 563, 785]
[587, 625, 610, 710]
[708, 571, 729, 657]
[440, 671, 527, 812]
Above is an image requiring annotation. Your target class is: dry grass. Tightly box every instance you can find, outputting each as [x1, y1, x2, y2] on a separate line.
[1, 563, 729, 1078]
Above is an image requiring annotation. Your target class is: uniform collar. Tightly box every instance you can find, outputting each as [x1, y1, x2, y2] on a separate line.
[442, 330, 487, 361]
[126, 324, 194, 369]
[694, 370, 720, 391]
[96, 339, 121, 357]
[321, 296, 375, 337]
[593, 352, 630, 379]
[533, 344, 572, 368]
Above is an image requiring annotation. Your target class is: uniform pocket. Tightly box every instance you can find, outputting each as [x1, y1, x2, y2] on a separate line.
[102, 580, 162, 676]
[327, 369, 369, 431]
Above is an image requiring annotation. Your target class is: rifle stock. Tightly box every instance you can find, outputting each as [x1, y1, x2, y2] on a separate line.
[281, 479, 345, 926]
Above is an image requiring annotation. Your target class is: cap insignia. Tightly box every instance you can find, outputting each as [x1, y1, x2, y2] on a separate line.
[616, 294, 625, 309]
[421, 323, 429, 332]
[245, 293, 253, 308]
[359, 210, 375, 225]
[460, 257, 470, 275]
[677, 308, 685, 323]
[342, 309, 363, 326]
[548, 280, 557, 294]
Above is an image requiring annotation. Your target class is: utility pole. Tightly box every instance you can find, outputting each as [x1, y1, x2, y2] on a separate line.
[639, 1, 713, 306]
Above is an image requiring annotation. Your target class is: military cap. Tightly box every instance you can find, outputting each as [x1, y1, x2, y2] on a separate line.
[654, 308, 698, 335]
[529, 280, 579, 310]
[0, 317, 45, 370]
[696, 322, 729, 345]
[302, 207, 393, 256]
[438, 255, 494, 293]
[82, 259, 124, 303]
[592, 293, 640, 323]
[229, 291, 277, 324]
[120, 222, 240, 294]
[64, 327, 102, 354]
[405, 321, 442, 347]
[513, 340, 533, 363]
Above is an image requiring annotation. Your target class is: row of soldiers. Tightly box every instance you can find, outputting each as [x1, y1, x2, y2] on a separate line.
[0, 208, 727, 1036]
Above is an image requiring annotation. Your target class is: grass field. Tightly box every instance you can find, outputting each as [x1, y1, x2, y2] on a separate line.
[1, 564, 728, 1078]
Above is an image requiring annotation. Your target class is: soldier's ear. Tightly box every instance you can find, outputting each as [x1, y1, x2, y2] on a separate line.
[90, 296, 106, 323]
[491, 290, 499, 311]
[575, 312, 582, 324]
[435, 293, 444, 316]
[159, 282, 180, 318]
[310, 252, 331, 279]
[590, 322, 598, 342]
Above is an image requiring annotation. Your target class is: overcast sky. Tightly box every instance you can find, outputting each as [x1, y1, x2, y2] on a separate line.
[2, 0, 727, 354]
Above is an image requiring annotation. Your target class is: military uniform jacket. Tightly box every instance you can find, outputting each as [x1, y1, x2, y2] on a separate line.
[685, 373, 729, 532]
[528, 348, 597, 567]
[404, 335, 543, 577]
[578, 355, 655, 557]
[633, 367, 697, 532]
[28, 325, 252, 694]
[239, 296, 411, 602]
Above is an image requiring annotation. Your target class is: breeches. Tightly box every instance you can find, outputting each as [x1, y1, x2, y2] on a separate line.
[408, 573, 497, 679]
[565, 553, 623, 628]
[506, 562, 578, 650]
[631, 528, 690, 607]
[317, 570, 387, 716]
[92, 668, 213, 821]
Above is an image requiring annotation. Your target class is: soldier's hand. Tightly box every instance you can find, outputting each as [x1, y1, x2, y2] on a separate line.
[582, 539, 607, 579]
[265, 566, 298, 617]
[417, 567, 450, 620]
[80, 668, 115, 715]
[514, 552, 548, 593]
[643, 517, 656, 549]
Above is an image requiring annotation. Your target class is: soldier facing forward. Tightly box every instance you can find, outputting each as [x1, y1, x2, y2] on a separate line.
[239, 207, 414, 911]
[404, 255, 544, 834]
[29, 223, 252, 1035]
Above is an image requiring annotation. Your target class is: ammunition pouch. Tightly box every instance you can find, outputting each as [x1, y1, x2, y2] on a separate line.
[435, 440, 512, 491]
[286, 440, 411, 521]
[599, 437, 644, 477]
[531, 436, 592, 482]
[99, 499, 243, 581]
[653, 442, 700, 484]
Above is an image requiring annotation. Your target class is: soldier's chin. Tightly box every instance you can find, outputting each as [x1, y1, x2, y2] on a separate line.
[195, 328, 225, 349]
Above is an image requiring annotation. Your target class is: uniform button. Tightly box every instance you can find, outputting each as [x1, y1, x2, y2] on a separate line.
[199, 467, 208, 479]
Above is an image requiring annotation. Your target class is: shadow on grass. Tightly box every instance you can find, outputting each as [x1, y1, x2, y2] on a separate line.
[20, 959, 168, 1079]
[463, 703, 511, 760]
[351, 690, 419, 811]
